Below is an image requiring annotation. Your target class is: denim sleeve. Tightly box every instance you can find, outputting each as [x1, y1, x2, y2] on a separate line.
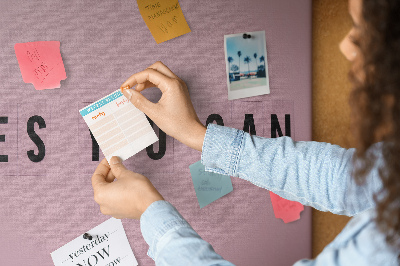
[140, 200, 235, 266]
[201, 124, 383, 216]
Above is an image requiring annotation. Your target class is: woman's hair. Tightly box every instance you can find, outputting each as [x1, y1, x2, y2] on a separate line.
[350, 0, 400, 252]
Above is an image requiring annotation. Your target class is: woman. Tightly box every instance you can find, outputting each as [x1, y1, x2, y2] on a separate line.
[91, 0, 400, 264]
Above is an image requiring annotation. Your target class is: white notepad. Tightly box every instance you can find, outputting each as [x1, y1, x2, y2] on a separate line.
[51, 218, 138, 266]
[79, 89, 158, 162]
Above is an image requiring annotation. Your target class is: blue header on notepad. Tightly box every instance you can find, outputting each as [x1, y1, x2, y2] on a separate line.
[80, 90, 123, 117]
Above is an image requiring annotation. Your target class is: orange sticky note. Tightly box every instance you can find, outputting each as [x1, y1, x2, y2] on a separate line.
[269, 191, 304, 223]
[137, 0, 191, 44]
[14, 41, 67, 90]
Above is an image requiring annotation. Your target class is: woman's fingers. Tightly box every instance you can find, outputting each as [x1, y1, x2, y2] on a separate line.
[121, 88, 158, 118]
[147, 61, 178, 79]
[121, 61, 180, 93]
[105, 168, 116, 183]
[120, 68, 173, 94]
[135, 81, 156, 92]
[91, 159, 110, 189]
[119, 61, 205, 151]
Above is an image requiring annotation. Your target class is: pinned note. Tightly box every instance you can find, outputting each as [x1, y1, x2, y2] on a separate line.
[51, 218, 138, 266]
[137, 0, 191, 44]
[14, 41, 67, 90]
[189, 161, 233, 208]
[269, 192, 304, 223]
[79, 89, 158, 162]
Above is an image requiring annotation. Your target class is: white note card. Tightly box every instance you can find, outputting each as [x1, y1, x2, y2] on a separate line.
[51, 218, 138, 266]
[79, 89, 158, 162]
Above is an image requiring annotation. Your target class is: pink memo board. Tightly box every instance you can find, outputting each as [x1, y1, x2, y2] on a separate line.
[0, 0, 312, 265]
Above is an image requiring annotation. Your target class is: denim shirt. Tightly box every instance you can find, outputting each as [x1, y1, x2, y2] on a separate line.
[140, 124, 399, 265]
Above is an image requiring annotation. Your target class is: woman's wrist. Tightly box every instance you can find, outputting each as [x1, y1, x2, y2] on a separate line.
[185, 122, 207, 152]
[195, 124, 207, 151]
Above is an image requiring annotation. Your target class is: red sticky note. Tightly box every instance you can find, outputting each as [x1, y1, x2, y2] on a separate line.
[14, 41, 67, 90]
[269, 191, 304, 223]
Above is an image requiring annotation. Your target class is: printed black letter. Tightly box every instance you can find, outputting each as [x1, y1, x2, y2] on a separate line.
[206, 114, 224, 126]
[146, 116, 166, 160]
[0, 117, 8, 162]
[90, 130, 100, 161]
[27, 115, 46, 162]
[271, 114, 291, 138]
[243, 114, 256, 135]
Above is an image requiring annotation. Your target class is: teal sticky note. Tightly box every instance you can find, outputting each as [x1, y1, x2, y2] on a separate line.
[189, 160, 233, 208]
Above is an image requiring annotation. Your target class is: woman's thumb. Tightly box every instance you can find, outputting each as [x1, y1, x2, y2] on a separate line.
[122, 89, 154, 115]
[109, 156, 127, 178]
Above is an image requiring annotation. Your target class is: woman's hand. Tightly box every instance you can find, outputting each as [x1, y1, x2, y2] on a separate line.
[120, 61, 206, 152]
[91, 157, 164, 219]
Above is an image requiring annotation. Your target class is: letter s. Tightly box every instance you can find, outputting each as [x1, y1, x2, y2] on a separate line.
[27, 115, 46, 162]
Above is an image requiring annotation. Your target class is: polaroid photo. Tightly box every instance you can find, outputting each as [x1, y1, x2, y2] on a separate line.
[224, 30, 270, 100]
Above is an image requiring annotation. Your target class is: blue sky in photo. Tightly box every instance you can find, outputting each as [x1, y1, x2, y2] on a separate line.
[226, 32, 266, 73]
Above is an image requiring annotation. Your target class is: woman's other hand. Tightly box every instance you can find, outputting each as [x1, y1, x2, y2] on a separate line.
[91, 157, 164, 219]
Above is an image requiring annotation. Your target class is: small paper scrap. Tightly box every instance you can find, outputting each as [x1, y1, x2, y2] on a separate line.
[189, 160, 233, 208]
[269, 191, 304, 223]
[79, 89, 158, 162]
[14, 41, 67, 90]
[51, 218, 138, 266]
[137, 0, 191, 44]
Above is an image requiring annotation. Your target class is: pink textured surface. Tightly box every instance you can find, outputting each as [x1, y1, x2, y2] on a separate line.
[0, 0, 311, 265]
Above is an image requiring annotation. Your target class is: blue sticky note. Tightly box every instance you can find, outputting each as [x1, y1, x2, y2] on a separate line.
[189, 160, 233, 208]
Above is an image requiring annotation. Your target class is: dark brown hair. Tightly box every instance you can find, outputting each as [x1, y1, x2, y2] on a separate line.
[350, 0, 400, 253]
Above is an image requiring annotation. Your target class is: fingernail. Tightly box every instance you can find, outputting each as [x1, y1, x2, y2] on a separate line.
[121, 85, 130, 92]
[125, 89, 133, 100]
[110, 156, 122, 165]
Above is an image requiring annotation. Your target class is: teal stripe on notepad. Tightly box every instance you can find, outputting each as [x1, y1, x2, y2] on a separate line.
[79, 90, 123, 117]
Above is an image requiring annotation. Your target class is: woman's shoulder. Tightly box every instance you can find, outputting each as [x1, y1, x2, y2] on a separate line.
[323, 209, 399, 265]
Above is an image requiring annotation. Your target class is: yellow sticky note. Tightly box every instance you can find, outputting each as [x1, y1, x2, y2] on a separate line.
[137, 0, 191, 44]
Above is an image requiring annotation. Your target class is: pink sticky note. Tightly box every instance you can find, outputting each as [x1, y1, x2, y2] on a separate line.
[14, 41, 67, 90]
[269, 191, 304, 223]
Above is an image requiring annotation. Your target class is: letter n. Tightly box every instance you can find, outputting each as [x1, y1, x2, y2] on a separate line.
[271, 114, 291, 138]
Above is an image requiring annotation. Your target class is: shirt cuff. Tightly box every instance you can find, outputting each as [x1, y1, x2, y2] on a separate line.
[140, 200, 192, 260]
[201, 124, 245, 176]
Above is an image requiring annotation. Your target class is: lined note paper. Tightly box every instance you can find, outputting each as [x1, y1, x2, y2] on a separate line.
[79, 90, 158, 162]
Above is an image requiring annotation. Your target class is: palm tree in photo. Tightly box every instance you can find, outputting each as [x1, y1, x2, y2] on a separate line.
[258, 55, 266, 77]
[237, 51, 242, 77]
[228, 56, 234, 73]
[244, 56, 251, 78]
[260, 55, 266, 71]
[227, 56, 234, 83]
[253, 53, 258, 74]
